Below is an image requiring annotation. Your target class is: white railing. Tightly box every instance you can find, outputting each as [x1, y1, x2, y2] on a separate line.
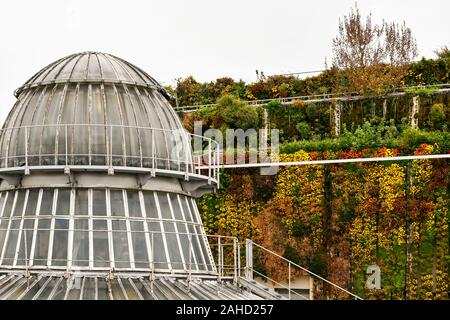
[0, 124, 220, 184]
[175, 83, 450, 112]
[0, 225, 362, 299]
[244, 239, 363, 300]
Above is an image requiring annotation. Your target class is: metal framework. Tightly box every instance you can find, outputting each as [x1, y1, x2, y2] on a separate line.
[0, 188, 216, 274]
[175, 83, 450, 112]
[198, 153, 450, 170]
[0, 124, 220, 186]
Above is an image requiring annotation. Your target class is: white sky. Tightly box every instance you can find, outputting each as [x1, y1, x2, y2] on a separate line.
[0, 0, 449, 123]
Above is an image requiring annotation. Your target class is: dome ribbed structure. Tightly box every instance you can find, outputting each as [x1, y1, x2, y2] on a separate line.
[0, 53, 281, 300]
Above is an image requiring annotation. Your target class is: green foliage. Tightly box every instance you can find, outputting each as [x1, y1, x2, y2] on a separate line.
[281, 119, 450, 153]
[292, 220, 310, 238]
[295, 122, 312, 140]
[283, 244, 301, 265]
[308, 252, 327, 277]
[428, 103, 446, 130]
[217, 95, 259, 130]
[404, 87, 439, 96]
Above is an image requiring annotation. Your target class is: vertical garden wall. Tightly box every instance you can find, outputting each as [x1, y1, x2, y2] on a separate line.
[197, 147, 449, 300]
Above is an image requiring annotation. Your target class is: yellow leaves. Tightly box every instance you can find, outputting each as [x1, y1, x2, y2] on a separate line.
[378, 163, 405, 213]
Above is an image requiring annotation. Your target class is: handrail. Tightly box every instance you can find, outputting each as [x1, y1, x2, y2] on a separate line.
[175, 83, 450, 112]
[0, 123, 220, 184]
[247, 239, 363, 300]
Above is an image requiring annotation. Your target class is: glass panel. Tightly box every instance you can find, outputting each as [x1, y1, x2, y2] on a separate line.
[112, 220, 130, 268]
[16, 219, 34, 265]
[188, 198, 199, 223]
[75, 189, 88, 216]
[0, 220, 9, 260]
[143, 191, 158, 219]
[93, 219, 109, 267]
[130, 221, 148, 268]
[73, 84, 89, 165]
[92, 190, 107, 217]
[163, 222, 183, 269]
[90, 85, 107, 165]
[13, 190, 26, 217]
[40, 189, 54, 216]
[176, 222, 190, 269]
[3, 191, 16, 218]
[196, 225, 213, 271]
[187, 224, 205, 270]
[52, 219, 69, 266]
[181, 196, 193, 222]
[0, 193, 6, 217]
[73, 219, 89, 266]
[24, 189, 39, 216]
[170, 194, 183, 220]
[2, 220, 21, 264]
[110, 190, 125, 217]
[126, 191, 141, 218]
[156, 192, 171, 219]
[34, 219, 51, 265]
[56, 190, 70, 216]
[147, 222, 167, 269]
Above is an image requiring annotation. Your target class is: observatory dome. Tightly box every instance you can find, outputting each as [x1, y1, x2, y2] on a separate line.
[0, 52, 219, 283]
[0, 52, 193, 171]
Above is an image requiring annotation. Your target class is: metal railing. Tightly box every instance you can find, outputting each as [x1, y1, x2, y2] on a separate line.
[0, 124, 220, 184]
[175, 83, 450, 112]
[0, 224, 362, 299]
[244, 239, 362, 300]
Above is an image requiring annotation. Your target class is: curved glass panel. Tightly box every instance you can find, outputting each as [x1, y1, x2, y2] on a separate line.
[0, 188, 214, 273]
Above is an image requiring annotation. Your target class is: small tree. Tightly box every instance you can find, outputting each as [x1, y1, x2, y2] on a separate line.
[332, 3, 417, 94]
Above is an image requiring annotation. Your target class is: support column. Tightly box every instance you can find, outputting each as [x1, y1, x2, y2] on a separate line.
[411, 96, 420, 128]
[331, 101, 342, 136]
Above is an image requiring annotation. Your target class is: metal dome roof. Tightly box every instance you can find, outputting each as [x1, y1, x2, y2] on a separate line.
[14, 52, 169, 98]
[0, 52, 198, 173]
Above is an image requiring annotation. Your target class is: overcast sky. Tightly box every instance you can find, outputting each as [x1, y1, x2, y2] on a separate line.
[0, 0, 449, 123]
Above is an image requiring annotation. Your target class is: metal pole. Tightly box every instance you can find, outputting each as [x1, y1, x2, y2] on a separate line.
[108, 125, 114, 175]
[24, 127, 29, 175]
[237, 241, 241, 279]
[245, 239, 253, 280]
[288, 262, 291, 300]
[233, 238, 237, 284]
[24, 229, 29, 288]
[218, 236, 222, 281]
[216, 144, 220, 188]
[188, 234, 192, 292]
[208, 141, 211, 183]
[151, 129, 155, 176]
[65, 125, 68, 166]
[150, 232, 154, 293]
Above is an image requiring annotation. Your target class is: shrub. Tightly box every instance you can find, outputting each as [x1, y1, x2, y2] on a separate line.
[217, 95, 259, 129]
[428, 103, 446, 130]
[296, 121, 312, 140]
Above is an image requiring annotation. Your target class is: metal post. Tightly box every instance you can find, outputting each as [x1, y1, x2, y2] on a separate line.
[237, 241, 241, 279]
[288, 262, 291, 300]
[218, 236, 222, 281]
[233, 238, 237, 285]
[216, 144, 220, 188]
[150, 232, 154, 293]
[151, 129, 155, 177]
[208, 141, 211, 184]
[245, 239, 253, 280]
[24, 127, 29, 175]
[24, 229, 29, 288]
[108, 125, 114, 175]
[188, 234, 192, 292]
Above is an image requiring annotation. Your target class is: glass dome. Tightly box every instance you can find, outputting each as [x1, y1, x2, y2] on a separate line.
[0, 52, 217, 277]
